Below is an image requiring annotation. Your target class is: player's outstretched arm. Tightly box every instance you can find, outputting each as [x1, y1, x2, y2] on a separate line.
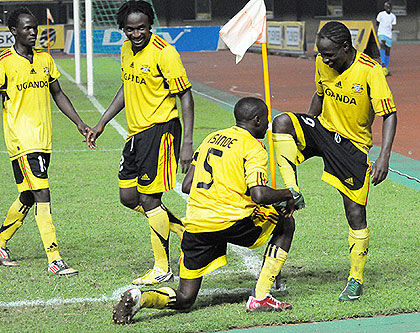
[49, 79, 91, 138]
[250, 186, 294, 217]
[86, 85, 125, 149]
[178, 88, 194, 173]
[371, 112, 397, 186]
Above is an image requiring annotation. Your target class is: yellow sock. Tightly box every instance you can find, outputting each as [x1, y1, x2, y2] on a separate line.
[348, 227, 369, 284]
[140, 286, 177, 309]
[133, 205, 145, 215]
[273, 133, 300, 192]
[162, 205, 185, 240]
[0, 197, 31, 247]
[35, 202, 61, 264]
[255, 244, 288, 299]
[146, 206, 170, 272]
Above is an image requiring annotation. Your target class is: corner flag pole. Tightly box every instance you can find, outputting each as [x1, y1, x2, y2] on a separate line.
[46, 15, 50, 54]
[261, 42, 277, 188]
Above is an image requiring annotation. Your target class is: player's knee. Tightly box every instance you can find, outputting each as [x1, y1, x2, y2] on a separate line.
[173, 294, 197, 310]
[272, 113, 293, 134]
[119, 193, 137, 209]
[345, 206, 366, 229]
[19, 191, 34, 207]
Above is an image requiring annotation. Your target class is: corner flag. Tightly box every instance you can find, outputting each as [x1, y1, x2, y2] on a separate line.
[219, 0, 278, 188]
[219, 0, 267, 64]
[46, 8, 55, 23]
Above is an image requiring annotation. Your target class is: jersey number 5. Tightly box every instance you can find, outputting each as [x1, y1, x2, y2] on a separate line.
[196, 148, 223, 190]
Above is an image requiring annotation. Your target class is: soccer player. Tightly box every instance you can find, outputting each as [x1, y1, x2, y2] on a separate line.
[376, 1, 397, 76]
[0, 7, 90, 275]
[112, 97, 295, 325]
[272, 21, 397, 301]
[86, 1, 194, 285]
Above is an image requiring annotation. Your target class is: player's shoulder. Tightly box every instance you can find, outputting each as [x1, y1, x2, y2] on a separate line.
[357, 52, 380, 69]
[151, 34, 170, 50]
[0, 48, 13, 62]
[34, 48, 55, 61]
[151, 34, 179, 55]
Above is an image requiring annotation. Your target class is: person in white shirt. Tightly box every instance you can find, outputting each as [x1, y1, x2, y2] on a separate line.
[376, 1, 396, 76]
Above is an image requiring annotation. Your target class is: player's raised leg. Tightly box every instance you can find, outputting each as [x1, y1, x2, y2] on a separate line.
[272, 113, 305, 209]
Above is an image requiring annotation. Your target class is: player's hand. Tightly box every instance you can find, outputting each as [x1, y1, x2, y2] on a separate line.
[371, 156, 389, 186]
[180, 143, 193, 174]
[282, 197, 295, 218]
[86, 124, 104, 150]
[77, 122, 91, 137]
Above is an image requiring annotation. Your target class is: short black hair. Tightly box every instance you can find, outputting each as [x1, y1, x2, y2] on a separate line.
[317, 21, 352, 46]
[234, 97, 267, 122]
[116, 0, 154, 29]
[7, 7, 34, 30]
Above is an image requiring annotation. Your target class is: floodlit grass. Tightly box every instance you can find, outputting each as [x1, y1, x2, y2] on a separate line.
[0, 57, 419, 332]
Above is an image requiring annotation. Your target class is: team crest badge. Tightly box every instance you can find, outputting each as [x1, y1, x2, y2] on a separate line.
[141, 65, 150, 73]
[44, 67, 49, 75]
[351, 83, 363, 93]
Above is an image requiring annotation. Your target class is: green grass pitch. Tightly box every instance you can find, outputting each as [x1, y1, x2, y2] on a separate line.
[0, 56, 419, 332]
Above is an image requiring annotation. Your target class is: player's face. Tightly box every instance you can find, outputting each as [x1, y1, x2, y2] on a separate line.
[11, 14, 38, 49]
[123, 12, 152, 53]
[384, 2, 392, 13]
[316, 37, 348, 73]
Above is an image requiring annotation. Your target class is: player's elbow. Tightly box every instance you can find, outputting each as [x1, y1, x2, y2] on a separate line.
[250, 187, 266, 205]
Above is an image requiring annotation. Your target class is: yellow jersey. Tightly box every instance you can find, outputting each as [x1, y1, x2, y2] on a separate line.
[121, 34, 191, 138]
[185, 126, 269, 233]
[0, 47, 60, 160]
[315, 51, 396, 148]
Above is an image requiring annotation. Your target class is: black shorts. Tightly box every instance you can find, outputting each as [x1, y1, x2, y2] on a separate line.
[179, 205, 281, 279]
[287, 112, 371, 205]
[12, 152, 51, 192]
[118, 118, 182, 194]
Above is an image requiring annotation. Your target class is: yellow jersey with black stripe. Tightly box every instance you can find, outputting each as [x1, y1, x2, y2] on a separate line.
[121, 34, 191, 138]
[0, 47, 60, 160]
[185, 126, 269, 233]
[315, 51, 396, 148]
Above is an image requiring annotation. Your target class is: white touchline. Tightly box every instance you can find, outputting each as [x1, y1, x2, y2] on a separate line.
[0, 66, 263, 309]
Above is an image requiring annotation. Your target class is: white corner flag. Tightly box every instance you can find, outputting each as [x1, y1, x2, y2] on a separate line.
[46, 8, 55, 23]
[219, 0, 267, 64]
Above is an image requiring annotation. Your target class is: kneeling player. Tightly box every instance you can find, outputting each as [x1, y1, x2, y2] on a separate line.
[112, 97, 296, 324]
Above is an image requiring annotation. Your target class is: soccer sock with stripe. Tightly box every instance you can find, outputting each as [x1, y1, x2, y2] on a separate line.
[34, 202, 61, 264]
[273, 133, 300, 192]
[132, 205, 145, 215]
[348, 227, 369, 284]
[140, 287, 177, 309]
[0, 197, 31, 247]
[255, 244, 288, 299]
[163, 205, 185, 240]
[146, 206, 170, 272]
